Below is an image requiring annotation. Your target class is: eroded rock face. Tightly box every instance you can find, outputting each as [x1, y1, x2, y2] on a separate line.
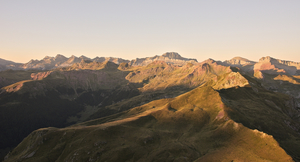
[31, 71, 53, 80]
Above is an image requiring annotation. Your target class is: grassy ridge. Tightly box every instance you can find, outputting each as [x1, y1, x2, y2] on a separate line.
[4, 85, 294, 161]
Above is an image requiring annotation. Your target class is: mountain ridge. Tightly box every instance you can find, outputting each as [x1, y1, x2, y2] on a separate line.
[0, 52, 198, 71]
[1, 53, 300, 161]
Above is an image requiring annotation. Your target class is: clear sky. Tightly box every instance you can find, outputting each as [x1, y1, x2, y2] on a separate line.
[1, 0, 300, 63]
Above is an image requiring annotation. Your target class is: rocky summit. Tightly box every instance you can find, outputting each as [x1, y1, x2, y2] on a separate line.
[0, 53, 300, 161]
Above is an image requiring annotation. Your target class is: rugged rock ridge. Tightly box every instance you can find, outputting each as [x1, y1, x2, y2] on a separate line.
[22, 55, 130, 70]
[0, 54, 130, 71]
[220, 56, 300, 75]
[128, 52, 197, 66]
[0, 52, 196, 70]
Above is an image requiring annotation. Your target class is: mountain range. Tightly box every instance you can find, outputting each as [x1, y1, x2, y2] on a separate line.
[0, 53, 300, 161]
[0, 52, 197, 71]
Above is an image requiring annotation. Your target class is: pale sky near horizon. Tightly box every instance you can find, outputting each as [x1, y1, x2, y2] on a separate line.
[1, 0, 300, 63]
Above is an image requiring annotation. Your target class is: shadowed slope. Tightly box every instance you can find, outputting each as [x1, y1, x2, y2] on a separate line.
[219, 86, 300, 161]
[0, 70, 43, 88]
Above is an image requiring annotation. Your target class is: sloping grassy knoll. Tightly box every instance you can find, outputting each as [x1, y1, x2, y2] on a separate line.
[0, 69, 41, 81]
[0, 69, 42, 88]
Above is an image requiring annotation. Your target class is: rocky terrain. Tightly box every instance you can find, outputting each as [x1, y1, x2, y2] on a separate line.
[0, 53, 300, 161]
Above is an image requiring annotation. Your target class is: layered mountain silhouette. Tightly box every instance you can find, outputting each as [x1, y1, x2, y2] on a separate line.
[128, 52, 197, 66]
[0, 52, 196, 71]
[0, 53, 300, 161]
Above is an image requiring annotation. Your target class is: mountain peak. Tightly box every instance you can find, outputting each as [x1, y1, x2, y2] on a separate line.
[223, 56, 256, 67]
[79, 55, 90, 60]
[43, 56, 52, 59]
[162, 52, 182, 59]
[231, 56, 252, 61]
[70, 55, 77, 58]
[259, 56, 276, 62]
[128, 52, 197, 66]
[55, 54, 67, 59]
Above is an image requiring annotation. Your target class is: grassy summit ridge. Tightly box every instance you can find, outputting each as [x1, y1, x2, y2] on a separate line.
[4, 83, 297, 161]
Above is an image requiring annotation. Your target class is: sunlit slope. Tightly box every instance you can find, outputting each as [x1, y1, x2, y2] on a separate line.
[4, 85, 293, 162]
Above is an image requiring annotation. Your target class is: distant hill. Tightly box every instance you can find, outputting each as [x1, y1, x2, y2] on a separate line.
[0, 58, 21, 71]
[0, 58, 19, 66]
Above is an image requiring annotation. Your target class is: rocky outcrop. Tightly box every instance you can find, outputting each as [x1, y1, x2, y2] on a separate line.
[31, 71, 53, 80]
